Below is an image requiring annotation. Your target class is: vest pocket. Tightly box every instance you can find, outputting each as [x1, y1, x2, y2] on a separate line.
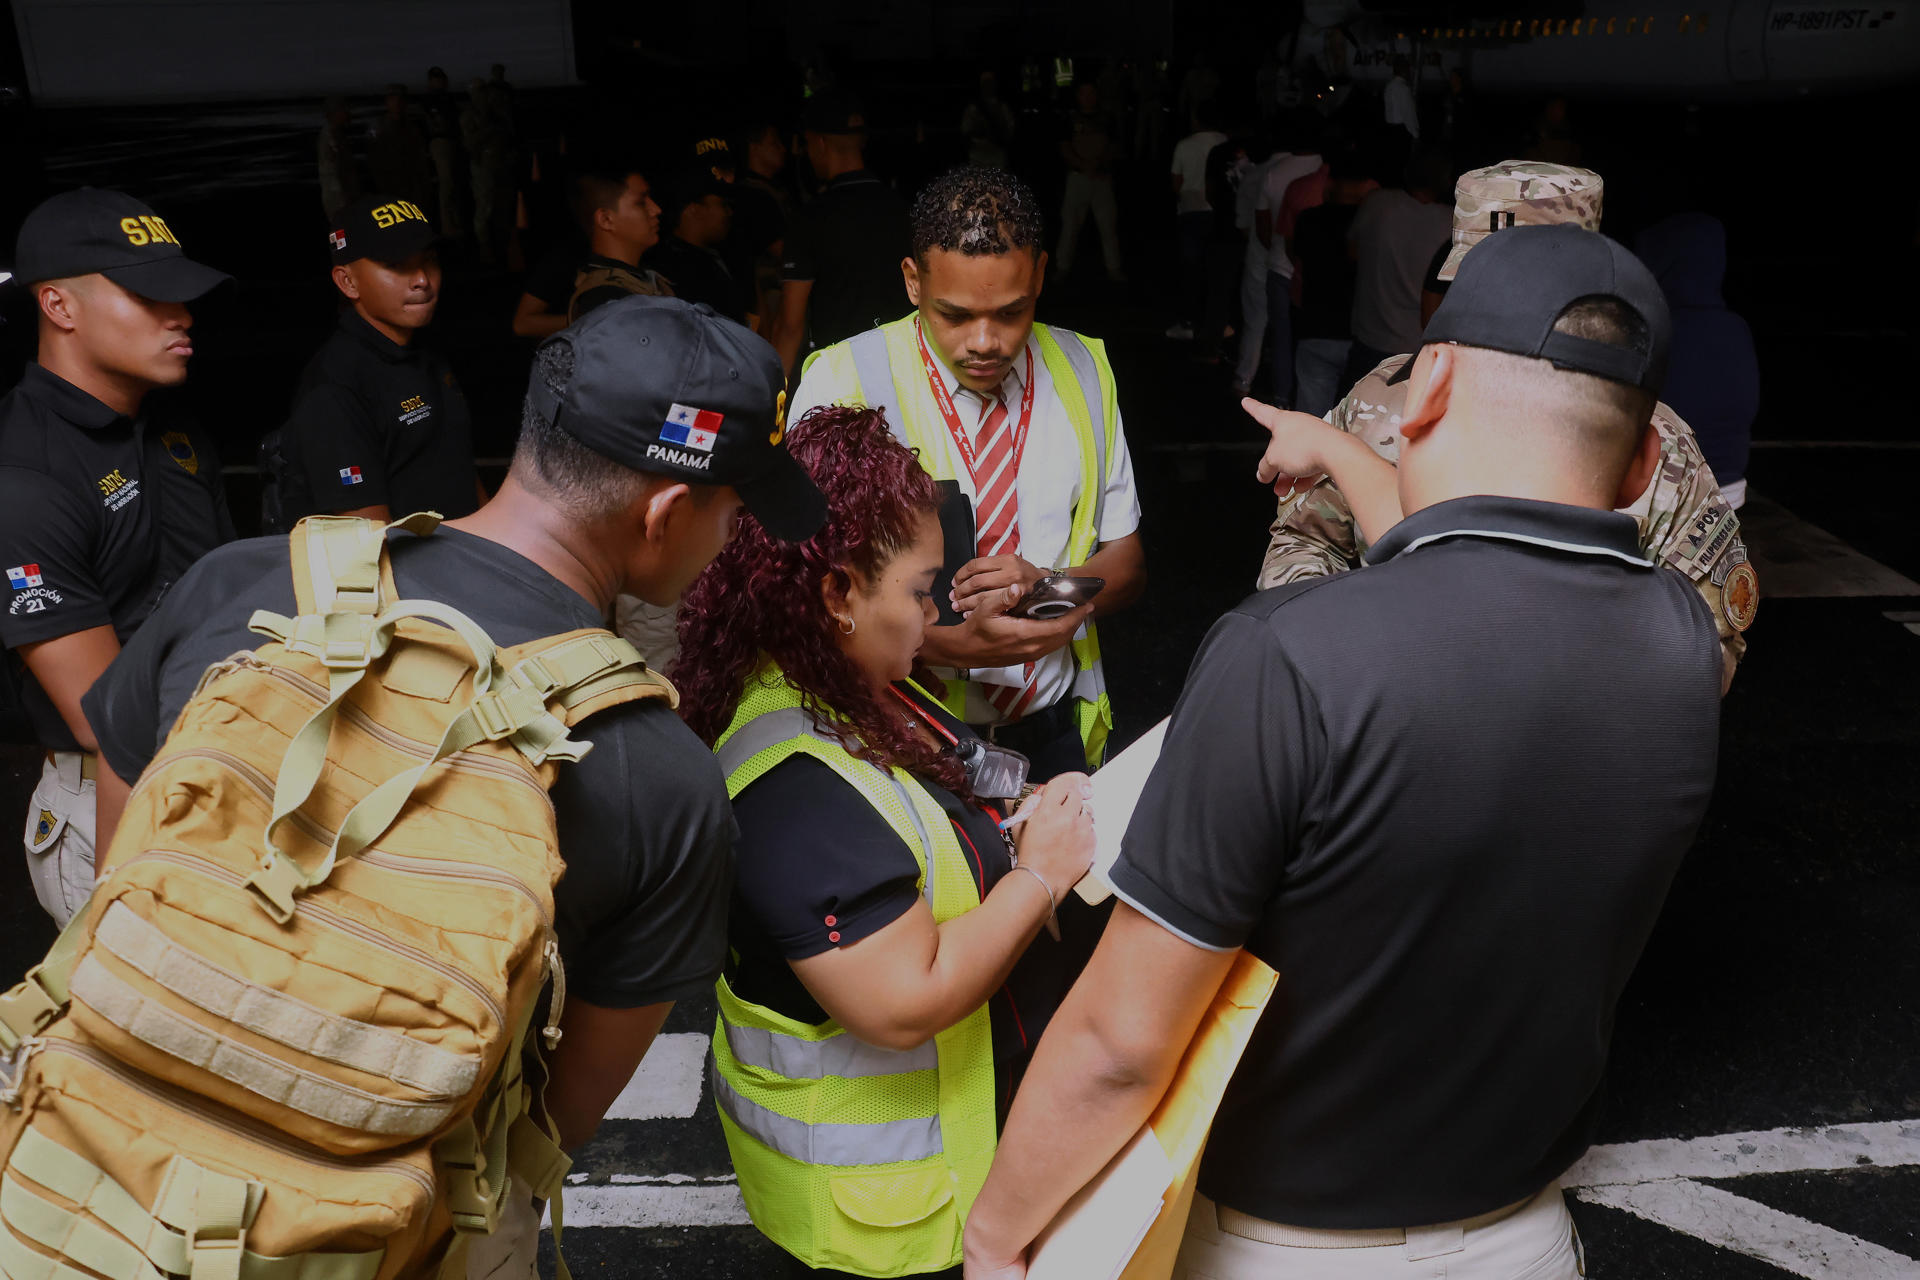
[827, 1165, 954, 1229]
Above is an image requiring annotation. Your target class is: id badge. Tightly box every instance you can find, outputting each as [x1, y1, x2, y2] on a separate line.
[955, 737, 1031, 800]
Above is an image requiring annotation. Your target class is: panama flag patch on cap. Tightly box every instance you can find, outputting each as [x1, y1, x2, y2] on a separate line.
[661, 404, 722, 453]
[6, 564, 42, 590]
[339, 466, 364, 485]
[329, 229, 347, 252]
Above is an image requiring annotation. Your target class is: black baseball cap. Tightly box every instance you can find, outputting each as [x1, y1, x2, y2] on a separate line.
[1423, 223, 1671, 394]
[329, 193, 439, 266]
[802, 89, 866, 136]
[658, 169, 732, 226]
[530, 295, 825, 541]
[12, 188, 230, 301]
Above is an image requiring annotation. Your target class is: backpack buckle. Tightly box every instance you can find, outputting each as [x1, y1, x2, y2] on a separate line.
[0, 964, 65, 1050]
[184, 1223, 246, 1280]
[245, 854, 304, 925]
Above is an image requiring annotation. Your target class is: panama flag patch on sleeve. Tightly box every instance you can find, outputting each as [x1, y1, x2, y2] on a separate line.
[339, 466, 365, 485]
[661, 404, 723, 453]
[6, 564, 42, 590]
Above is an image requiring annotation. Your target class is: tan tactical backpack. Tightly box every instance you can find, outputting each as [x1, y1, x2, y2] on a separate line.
[0, 514, 674, 1280]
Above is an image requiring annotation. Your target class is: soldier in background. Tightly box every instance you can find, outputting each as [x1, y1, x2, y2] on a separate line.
[1254, 161, 1757, 690]
[316, 95, 360, 221]
[462, 78, 516, 265]
[368, 83, 434, 212]
[421, 67, 465, 239]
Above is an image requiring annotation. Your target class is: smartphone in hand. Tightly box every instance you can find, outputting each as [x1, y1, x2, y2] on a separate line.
[1005, 575, 1106, 620]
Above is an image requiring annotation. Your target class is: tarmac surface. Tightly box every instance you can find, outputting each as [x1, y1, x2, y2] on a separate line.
[0, 99, 1916, 1276]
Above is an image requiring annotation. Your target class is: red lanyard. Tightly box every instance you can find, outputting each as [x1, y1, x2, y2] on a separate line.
[890, 684, 958, 745]
[914, 318, 1037, 494]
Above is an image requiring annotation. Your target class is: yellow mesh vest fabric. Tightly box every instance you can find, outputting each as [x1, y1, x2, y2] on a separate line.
[709, 663, 997, 1276]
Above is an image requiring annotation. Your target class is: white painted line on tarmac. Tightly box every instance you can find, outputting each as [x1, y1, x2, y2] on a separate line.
[1563, 1118, 1920, 1186]
[560, 1184, 751, 1229]
[602, 1031, 709, 1121]
[1576, 1179, 1918, 1279]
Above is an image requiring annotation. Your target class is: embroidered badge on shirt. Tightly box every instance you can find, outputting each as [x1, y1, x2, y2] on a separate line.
[340, 466, 365, 486]
[97, 468, 140, 513]
[161, 431, 199, 476]
[662, 404, 722, 453]
[6, 564, 42, 589]
[34, 810, 54, 842]
[399, 395, 432, 426]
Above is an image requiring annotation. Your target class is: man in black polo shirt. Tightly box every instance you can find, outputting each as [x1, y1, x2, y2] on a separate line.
[270, 194, 480, 528]
[566, 165, 673, 323]
[0, 188, 234, 925]
[644, 171, 752, 326]
[964, 227, 1723, 1279]
[768, 90, 910, 376]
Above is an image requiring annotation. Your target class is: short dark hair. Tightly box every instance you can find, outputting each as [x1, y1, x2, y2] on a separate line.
[512, 340, 654, 519]
[569, 166, 640, 235]
[910, 167, 1043, 260]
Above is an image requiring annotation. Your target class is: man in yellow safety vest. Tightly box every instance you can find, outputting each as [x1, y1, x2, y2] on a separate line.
[788, 166, 1146, 777]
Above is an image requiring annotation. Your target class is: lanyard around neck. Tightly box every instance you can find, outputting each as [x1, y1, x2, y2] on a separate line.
[914, 317, 1037, 493]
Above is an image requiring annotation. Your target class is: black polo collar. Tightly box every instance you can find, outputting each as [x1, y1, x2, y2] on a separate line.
[18, 363, 131, 432]
[341, 307, 420, 364]
[1366, 495, 1649, 568]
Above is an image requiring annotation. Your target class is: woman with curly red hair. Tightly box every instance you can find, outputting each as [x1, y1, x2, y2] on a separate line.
[675, 405, 1097, 1279]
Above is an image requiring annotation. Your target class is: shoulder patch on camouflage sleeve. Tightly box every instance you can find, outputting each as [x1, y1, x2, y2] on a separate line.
[1715, 544, 1759, 631]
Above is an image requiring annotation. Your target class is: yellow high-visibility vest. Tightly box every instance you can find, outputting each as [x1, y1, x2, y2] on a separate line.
[708, 663, 997, 1276]
[799, 315, 1119, 767]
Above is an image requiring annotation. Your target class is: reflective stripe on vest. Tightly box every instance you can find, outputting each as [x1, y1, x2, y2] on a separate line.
[707, 1060, 943, 1167]
[721, 1020, 938, 1080]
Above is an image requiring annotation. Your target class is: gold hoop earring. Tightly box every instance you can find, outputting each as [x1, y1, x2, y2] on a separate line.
[838, 616, 856, 635]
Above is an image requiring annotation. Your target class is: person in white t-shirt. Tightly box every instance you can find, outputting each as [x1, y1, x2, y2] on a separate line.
[1244, 119, 1324, 402]
[1384, 57, 1420, 139]
[1232, 139, 1286, 395]
[1168, 105, 1228, 340]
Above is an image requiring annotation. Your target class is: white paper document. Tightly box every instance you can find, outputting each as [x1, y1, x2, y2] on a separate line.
[1024, 1126, 1176, 1280]
[1074, 717, 1169, 905]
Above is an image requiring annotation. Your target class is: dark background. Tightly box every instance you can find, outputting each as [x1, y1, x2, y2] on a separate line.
[0, 1, 1915, 1274]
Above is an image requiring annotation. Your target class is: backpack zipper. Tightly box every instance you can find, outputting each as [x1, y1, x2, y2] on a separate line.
[126, 849, 506, 1030]
[131, 748, 553, 929]
[257, 662, 556, 807]
[37, 1040, 436, 1199]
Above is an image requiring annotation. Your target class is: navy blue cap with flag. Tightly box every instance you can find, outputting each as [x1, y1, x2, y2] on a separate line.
[528, 295, 825, 541]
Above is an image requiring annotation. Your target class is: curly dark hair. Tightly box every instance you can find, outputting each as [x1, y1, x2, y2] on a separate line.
[671, 406, 970, 796]
[910, 166, 1044, 261]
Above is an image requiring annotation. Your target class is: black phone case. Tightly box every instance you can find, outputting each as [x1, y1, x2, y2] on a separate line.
[932, 480, 975, 628]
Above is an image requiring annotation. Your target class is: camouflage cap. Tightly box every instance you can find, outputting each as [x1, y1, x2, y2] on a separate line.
[1437, 161, 1604, 283]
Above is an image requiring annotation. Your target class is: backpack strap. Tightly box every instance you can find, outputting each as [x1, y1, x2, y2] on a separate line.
[286, 512, 439, 617]
[243, 627, 662, 923]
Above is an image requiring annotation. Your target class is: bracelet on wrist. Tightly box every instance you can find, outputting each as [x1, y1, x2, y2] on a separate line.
[1010, 864, 1056, 915]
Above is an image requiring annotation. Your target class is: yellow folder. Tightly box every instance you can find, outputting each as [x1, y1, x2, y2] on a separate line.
[1027, 949, 1280, 1280]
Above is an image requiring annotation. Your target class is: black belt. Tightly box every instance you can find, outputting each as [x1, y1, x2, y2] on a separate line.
[973, 699, 1079, 756]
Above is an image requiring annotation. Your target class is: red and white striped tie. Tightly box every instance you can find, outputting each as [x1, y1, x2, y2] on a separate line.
[970, 389, 1040, 721]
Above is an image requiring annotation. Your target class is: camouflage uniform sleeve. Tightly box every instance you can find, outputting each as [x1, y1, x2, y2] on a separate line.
[1254, 355, 1411, 591]
[1636, 405, 1757, 691]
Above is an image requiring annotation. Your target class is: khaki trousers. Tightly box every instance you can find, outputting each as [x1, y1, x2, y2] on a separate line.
[1173, 1184, 1581, 1280]
[24, 753, 96, 927]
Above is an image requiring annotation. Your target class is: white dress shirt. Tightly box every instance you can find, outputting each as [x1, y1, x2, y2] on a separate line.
[790, 328, 1141, 724]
